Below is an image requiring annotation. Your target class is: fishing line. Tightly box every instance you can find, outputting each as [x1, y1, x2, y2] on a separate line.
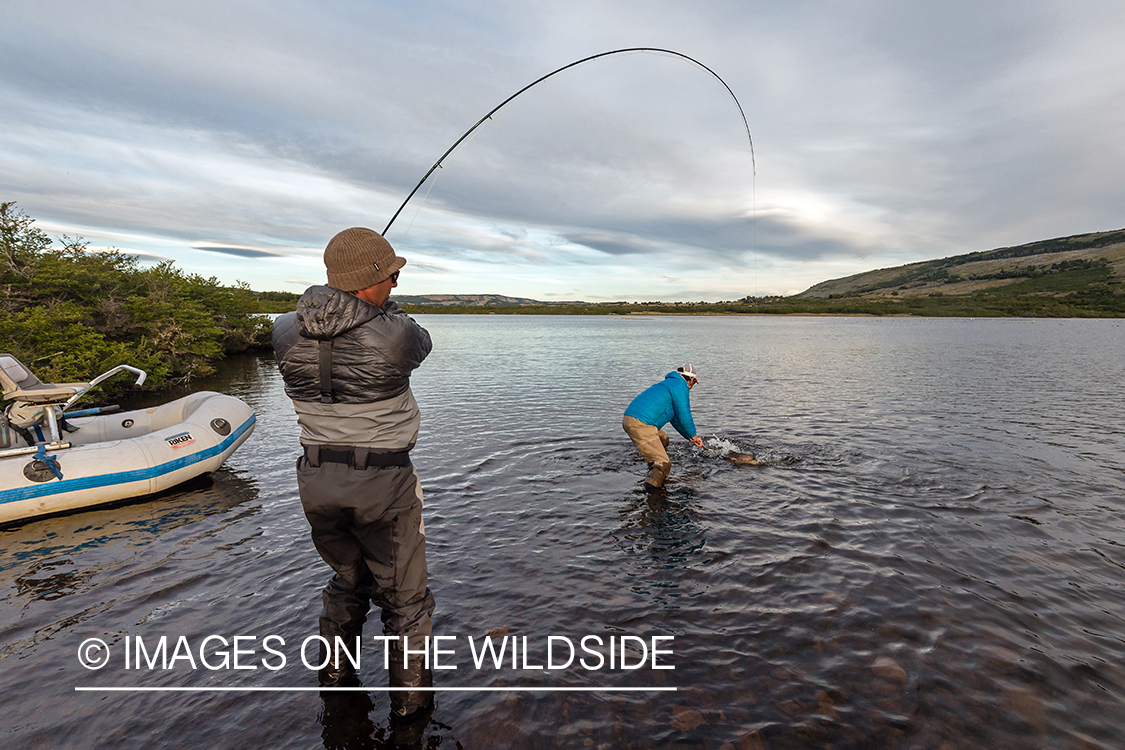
[399, 166, 440, 242]
[398, 115, 494, 242]
[383, 47, 756, 242]
[754, 172, 758, 297]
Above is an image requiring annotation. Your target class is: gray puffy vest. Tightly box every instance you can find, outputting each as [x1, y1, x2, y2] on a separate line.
[272, 286, 432, 404]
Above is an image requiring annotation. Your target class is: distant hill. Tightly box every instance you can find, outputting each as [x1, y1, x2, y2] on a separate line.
[252, 292, 579, 313]
[394, 294, 566, 307]
[795, 228, 1125, 299]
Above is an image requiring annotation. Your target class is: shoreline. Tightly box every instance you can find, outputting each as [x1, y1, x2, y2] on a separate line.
[395, 307, 1125, 319]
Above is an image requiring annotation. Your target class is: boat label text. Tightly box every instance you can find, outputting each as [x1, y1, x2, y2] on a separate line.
[165, 432, 196, 449]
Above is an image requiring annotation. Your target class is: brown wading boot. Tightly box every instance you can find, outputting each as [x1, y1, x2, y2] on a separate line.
[318, 633, 362, 688]
[389, 644, 434, 712]
[644, 461, 671, 491]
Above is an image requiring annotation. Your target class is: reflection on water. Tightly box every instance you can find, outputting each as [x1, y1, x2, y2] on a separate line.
[1, 316, 1124, 748]
[614, 490, 706, 580]
[316, 692, 457, 750]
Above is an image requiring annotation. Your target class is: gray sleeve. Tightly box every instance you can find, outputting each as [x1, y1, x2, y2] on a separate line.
[380, 303, 432, 372]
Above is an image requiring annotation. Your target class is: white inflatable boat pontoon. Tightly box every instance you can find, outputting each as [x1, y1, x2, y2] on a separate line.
[0, 354, 256, 524]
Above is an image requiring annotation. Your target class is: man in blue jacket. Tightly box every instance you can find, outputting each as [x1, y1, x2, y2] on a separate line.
[623, 364, 704, 490]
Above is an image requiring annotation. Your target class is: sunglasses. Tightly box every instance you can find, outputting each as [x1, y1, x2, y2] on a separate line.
[389, 270, 400, 283]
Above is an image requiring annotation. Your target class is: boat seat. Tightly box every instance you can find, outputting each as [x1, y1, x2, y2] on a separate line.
[0, 354, 90, 406]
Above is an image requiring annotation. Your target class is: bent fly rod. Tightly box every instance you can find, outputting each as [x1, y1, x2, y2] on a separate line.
[382, 47, 755, 236]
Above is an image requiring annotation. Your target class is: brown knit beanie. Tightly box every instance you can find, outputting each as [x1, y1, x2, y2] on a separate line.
[323, 227, 407, 291]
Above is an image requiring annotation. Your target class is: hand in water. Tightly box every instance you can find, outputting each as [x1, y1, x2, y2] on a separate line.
[690, 436, 704, 448]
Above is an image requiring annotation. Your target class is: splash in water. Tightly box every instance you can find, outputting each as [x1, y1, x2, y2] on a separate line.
[703, 435, 762, 465]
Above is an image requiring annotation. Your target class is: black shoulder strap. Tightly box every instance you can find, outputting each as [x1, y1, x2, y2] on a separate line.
[318, 340, 334, 404]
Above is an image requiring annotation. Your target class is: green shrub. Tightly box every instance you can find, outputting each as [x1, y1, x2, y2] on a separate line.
[1, 201, 272, 398]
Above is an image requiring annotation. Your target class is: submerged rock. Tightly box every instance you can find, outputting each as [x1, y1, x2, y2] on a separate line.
[980, 645, 1021, 668]
[670, 706, 707, 731]
[870, 655, 908, 683]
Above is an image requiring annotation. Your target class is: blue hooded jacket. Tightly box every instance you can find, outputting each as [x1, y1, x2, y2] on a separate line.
[624, 372, 698, 440]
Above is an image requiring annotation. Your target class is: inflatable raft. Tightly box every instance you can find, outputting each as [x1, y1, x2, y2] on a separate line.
[1, 354, 256, 524]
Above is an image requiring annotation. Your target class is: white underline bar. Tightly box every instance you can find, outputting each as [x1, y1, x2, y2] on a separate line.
[75, 686, 676, 693]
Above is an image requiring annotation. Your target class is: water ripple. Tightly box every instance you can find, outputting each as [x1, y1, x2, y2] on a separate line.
[2, 317, 1124, 747]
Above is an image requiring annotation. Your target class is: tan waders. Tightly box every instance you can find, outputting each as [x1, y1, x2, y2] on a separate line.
[622, 415, 672, 489]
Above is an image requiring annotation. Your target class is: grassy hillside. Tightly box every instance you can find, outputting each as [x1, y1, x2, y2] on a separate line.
[795, 229, 1125, 299]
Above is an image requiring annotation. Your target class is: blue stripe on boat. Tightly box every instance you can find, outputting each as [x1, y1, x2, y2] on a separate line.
[0, 414, 256, 504]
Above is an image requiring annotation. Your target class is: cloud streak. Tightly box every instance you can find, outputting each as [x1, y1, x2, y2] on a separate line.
[193, 245, 285, 259]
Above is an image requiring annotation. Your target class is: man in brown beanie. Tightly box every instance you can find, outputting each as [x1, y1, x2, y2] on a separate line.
[272, 228, 435, 727]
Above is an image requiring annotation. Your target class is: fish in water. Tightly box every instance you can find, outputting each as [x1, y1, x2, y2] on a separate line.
[723, 452, 761, 466]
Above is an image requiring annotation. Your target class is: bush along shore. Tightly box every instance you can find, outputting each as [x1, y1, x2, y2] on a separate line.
[1, 202, 273, 399]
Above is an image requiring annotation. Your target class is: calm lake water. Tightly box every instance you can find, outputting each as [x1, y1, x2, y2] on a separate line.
[2, 315, 1124, 749]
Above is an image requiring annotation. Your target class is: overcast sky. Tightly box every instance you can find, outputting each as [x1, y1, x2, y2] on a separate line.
[3, 1, 1123, 300]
